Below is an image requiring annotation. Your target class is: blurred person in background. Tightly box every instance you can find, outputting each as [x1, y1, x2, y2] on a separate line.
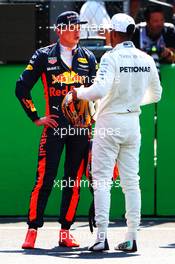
[130, 0, 141, 21]
[80, 0, 111, 45]
[132, 5, 175, 64]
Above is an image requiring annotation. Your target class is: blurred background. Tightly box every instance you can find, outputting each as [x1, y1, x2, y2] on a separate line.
[1, 0, 175, 63]
[1, 0, 175, 221]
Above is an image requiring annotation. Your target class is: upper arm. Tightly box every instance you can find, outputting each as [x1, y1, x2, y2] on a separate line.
[94, 53, 115, 92]
[17, 49, 45, 89]
[149, 57, 162, 101]
[149, 57, 160, 85]
[76, 53, 116, 101]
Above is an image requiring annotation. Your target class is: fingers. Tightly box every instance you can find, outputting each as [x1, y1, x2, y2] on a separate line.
[46, 118, 58, 128]
[46, 115, 59, 128]
[161, 51, 168, 58]
[45, 121, 57, 129]
[34, 115, 59, 128]
[161, 48, 172, 58]
[48, 114, 59, 118]
[72, 89, 78, 100]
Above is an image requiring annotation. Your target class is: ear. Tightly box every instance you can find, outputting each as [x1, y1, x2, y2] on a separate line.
[55, 28, 60, 37]
[110, 30, 115, 40]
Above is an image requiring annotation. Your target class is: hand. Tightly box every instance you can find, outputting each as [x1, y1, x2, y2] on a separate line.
[34, 115, 59, 128]
[72, 89, 78, 100]
[160, 47, 173, 59]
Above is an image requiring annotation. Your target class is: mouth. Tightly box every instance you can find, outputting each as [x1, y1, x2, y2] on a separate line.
[74, 36, 80, 41]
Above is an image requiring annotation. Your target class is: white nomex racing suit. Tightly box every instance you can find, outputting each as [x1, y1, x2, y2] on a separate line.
[75, 41, 162, 238]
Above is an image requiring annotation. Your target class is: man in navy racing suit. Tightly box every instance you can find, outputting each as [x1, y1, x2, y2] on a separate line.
[15, 11, 97, 249]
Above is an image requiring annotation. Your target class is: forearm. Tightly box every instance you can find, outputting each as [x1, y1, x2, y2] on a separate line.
[141, 59, 162, 106]
[15, 80, 39, 122]
[141, 83, 162, 106]
[75, 82, 106, 101]
[76, 52, 115, 101]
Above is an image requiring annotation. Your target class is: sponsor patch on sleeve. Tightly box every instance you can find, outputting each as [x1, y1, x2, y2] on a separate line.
[26, 64, 33, 71]
[78, 57, 88, 64]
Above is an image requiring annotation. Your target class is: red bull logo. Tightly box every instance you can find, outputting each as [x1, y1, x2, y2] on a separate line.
[49, 85, 75, 97]
[52, 71, 85, 85]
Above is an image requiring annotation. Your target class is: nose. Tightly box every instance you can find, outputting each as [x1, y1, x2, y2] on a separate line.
[75, 31, 80, 37]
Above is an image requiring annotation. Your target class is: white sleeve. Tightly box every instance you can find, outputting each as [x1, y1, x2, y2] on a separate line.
[75, 53, 115, 101]
[141, 57, 162, 105]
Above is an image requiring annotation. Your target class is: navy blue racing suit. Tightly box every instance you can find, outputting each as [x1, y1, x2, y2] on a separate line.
[16, 42, 97, 229]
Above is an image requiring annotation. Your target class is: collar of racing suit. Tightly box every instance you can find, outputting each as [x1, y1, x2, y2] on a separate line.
[55, 41, 79, 58]
[60, 43, 77, 54]
[114, 41, 135, 50]
[60, 43, 77, 68]
[51, 42, 82, 70]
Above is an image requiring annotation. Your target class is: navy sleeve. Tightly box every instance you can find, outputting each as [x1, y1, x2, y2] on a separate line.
[88, 52, 98, 86]
[82, 48, 97, 87]
[15, 49, 45, 122]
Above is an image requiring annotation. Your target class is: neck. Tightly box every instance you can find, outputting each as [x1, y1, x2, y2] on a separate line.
[60, 40, 77, 49]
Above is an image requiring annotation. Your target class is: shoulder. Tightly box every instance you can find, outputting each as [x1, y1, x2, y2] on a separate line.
[80, 47, 95, 57]
[135, 22, 146, 30]
[31, 43, 57, 64]
[163, 22, 175, 34]
[136, 48, 156, 67]
[38, 43, 56, 55]
[135, 47, 152, 59]
[80, 47, 96, 62]
[28, 44, 56, 66]
[99, 50, 116, 66]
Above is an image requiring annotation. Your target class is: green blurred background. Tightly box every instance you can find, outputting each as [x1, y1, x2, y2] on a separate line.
[0, 64, 175, 219]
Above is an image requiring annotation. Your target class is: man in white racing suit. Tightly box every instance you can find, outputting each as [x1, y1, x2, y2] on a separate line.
[73, 13, 162, 252]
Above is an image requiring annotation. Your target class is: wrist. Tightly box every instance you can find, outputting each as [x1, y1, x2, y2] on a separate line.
[33, 118, 40, 124]
[72, 89, 78, 100]
[31, 113, 40, 122]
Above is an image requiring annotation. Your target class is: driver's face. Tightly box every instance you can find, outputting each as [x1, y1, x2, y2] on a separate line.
[57, 24, 81, 47]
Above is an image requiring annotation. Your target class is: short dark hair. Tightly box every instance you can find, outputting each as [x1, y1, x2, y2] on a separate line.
[116, 24, 135, 40]
[144, 5, 164, 21]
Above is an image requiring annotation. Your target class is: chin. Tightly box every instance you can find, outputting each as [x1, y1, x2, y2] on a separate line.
[73, 40, 79, 45]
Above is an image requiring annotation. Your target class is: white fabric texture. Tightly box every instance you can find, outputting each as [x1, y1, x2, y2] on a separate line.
[76, 41, 162, 114]
[92, 113, 141, 233]
[76, 41, 162, 236]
